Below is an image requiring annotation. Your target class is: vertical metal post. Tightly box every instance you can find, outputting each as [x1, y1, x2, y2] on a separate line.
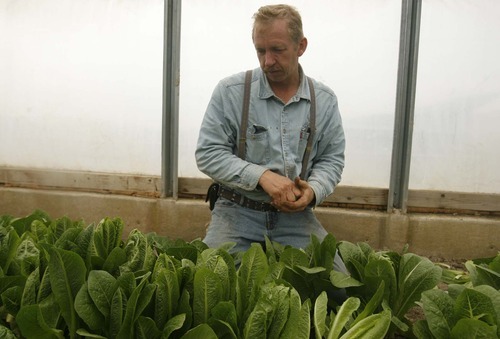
[387, 0, 422, 212]
[162, 0, 181, 198]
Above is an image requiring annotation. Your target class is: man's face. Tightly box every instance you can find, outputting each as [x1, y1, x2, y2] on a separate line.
[253, 19, 306, 86]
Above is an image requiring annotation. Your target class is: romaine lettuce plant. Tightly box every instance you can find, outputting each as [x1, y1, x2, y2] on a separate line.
[2, 210, 492, 339]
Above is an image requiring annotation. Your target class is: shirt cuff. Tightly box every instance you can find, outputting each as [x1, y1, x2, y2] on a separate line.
[240, 163, 268, 191]
[308, 180, 326, 206]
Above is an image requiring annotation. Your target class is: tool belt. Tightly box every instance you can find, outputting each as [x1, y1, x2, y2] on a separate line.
[206, 183, 278, 212]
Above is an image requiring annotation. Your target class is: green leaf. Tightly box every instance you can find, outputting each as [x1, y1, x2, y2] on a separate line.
[364, 255, 397, 304]
[1, 286, 23, 316]
[314, 291, 328, 339]
[338, 241, 370, 281]
[180, 324, 218, 339]
[0, 228, 21, 273]
[37, 265, 52, 303]
[296, 299, 311, 339]
[307, 233, 323, 268]
[193, 267, 223, 326]
[116, 272, 153, 339]
[243, 300, 269, 339]
[176, 289, 193, 334]
[116, 271, 136, 297]
[94, 218, 123, 260]
[87, 270, 117, 317]
[136, 283, 157, 320]
[16, 304, 65, 339]
[320, 234, 337, 271]
[0, 275, 26, 299]
[267, 285, 291, 339]
[466, 260, 500, 289]
[10, 209, 51, 237]
[238, 243, 269, 319]
[474, 285, 500, 333]
[210, 301, 239, 337]
[421, 289, 455, 339]
[162, 313, 186, 338]
[450, 318, 497, 339]
[330, 270, 363, 288]
[154, 267, 180, 330]
[102, 246, 127, 276]
[75, 223, 95, 266]
[328, 297, 360, 339]
[109, 287, 124, 338]
[296, 265, 326, 275]
[135, 316, 162, 339]
[75, 329, 107, 338]
[454, 287, 496, 326]
[0, 325, 17, 339]
[75, 282, 105, 332]
[394, 253, 441, 318]
[339, 309, 391, 339]
[54, 227, 82, 251]
[39, 293, 62, 329]
[21, 267, 39, 307]
[280, 247, 309, 269]
[49, 247, 86, 339]
[121, 229, 155, 274]
[15, 236, 40, 276]
[351, 280, 385, 327]
[279, 288, 309, 339]
[265, 235, 278, 264]
[412, 319, 434, 339]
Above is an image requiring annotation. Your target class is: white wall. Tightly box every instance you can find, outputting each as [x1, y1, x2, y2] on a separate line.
[1, 0, 499, 193]
[411, 1, 500, 193]
[0, 0, 164, 175]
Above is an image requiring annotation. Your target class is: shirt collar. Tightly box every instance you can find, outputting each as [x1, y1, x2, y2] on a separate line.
[257, 65, 311, 102]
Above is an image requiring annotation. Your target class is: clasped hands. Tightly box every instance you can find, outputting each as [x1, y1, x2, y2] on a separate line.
[258, 170, 315, 213]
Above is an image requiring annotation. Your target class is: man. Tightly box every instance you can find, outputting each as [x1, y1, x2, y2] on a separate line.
[196, 4, 346, 272]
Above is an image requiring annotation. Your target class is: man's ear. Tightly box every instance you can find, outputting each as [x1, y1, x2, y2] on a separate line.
[297, 37, 308, 57]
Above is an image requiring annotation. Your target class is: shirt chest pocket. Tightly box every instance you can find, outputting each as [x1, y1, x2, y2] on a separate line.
[244, 124, 271, 165]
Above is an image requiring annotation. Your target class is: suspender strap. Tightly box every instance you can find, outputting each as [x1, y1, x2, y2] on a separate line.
[238, 70, 253, 159]
[300, 77, 316, 179]
[238, 70, 316, 180]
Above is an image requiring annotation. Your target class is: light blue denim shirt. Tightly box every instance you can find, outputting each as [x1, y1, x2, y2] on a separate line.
[196, 66, 345, 206]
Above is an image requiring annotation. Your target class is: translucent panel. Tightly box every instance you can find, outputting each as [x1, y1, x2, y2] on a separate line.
[411, 1, 500, 193]
[179, 0, 401, 188]
[0, 0, 163, 175]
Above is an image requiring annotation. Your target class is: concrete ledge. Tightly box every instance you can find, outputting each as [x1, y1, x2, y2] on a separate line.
[1, 187, 499, 260]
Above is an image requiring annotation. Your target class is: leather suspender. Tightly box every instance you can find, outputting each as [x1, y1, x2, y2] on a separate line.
[238, 70, 253, 159]
[238, 70, 316, 180]
[301, 77, 316, 179]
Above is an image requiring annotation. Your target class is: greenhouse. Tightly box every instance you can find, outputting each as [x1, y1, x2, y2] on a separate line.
[1, 1, 499, 338]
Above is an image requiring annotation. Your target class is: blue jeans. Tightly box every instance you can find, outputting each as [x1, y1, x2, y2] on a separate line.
[203, 197, 348, 274]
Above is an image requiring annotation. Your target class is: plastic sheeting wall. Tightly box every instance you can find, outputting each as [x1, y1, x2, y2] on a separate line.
[0, 0, 164, 175]
[411, 1, 500, 193]
[1, 0, 499, 194]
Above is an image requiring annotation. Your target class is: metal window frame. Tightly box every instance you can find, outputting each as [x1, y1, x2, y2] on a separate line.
[162, 0, 182, 198]
[388, 0, 422, 213]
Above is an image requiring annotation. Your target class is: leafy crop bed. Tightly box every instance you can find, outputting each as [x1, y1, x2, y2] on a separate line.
[1, 210, 499, 338]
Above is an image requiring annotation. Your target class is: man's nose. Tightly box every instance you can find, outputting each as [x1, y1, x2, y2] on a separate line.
[264, 52, 275, 67]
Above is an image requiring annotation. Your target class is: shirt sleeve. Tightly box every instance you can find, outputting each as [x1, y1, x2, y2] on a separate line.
[195, 79, 267, 191]
[307, 90, 345, 206]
